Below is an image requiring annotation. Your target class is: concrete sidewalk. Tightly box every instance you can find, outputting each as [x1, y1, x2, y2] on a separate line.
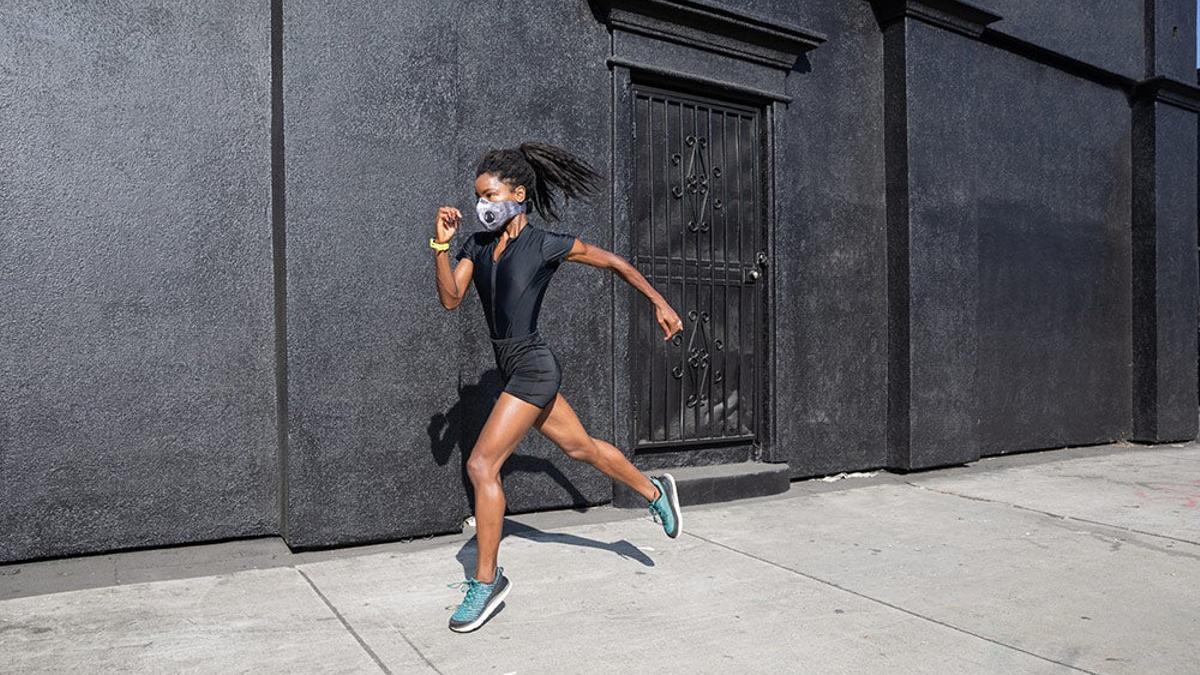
[2, 441, 1197, 674]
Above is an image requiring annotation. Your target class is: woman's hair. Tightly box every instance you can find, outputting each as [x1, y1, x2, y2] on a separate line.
[474, 141, 604, 222]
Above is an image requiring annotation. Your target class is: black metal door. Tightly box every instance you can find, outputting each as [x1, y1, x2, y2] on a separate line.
[630, 83, 768, 454]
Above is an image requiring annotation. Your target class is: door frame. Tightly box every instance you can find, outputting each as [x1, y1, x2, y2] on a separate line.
[609, 62, 781, 468]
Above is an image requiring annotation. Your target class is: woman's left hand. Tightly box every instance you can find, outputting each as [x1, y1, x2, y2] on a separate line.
[655, 302, 684, 341]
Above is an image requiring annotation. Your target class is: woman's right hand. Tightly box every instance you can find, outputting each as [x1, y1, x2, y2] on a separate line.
[435, 206, 462, 244]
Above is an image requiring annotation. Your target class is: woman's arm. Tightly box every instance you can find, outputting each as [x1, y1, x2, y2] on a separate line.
[562, 239, 684, 340]
[433, 206, 472, 309]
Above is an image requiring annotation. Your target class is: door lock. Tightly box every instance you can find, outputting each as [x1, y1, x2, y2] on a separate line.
[744, 250, 768, 283]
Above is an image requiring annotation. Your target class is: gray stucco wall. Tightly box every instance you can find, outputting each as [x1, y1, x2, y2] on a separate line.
[0, 1, 276, 563]
[879, 2, 1195, 470]
[903, 21, 1134, 456]
[972, 63, 1133, 454]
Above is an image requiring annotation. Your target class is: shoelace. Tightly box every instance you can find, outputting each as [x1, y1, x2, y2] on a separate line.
[648, 498, 663, 524]
[446, 578, 485, 608]
[647, 482, 663, 523]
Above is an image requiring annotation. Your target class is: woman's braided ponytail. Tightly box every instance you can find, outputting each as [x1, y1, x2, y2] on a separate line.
[474, 141, 604, 223]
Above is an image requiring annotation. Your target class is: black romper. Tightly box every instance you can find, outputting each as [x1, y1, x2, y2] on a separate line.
[455, 224, 578, 408]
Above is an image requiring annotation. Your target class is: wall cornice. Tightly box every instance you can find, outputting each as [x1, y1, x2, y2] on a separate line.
[592, 0, 826, 70]
[1131, 75, 1200, 113]
[869, 0, 1002, 38]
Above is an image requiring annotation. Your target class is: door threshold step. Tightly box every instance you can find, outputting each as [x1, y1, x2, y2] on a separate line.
[613, 461, 790, 509]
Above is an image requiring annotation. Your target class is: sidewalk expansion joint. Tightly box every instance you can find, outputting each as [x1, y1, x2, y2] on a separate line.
[681, 530, 1099, 674]
[294, 567, 413, 675]
[902, 482, 1200, 551]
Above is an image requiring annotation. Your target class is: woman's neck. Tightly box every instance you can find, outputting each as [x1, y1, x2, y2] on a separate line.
[503, 214, 529, 239]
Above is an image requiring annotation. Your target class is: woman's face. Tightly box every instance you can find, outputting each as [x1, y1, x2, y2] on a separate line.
[474, 172, 525, 206]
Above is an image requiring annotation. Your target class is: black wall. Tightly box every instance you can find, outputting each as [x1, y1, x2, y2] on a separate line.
[760, 1, 892, 478]
[879, 0, 1197, 470]
[898, 15, 1136, 460]
[1, 2, 277, 562]
[2, 0, 1197, 563]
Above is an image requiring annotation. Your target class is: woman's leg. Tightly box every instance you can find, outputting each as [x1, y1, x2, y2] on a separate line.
[466, 391, 546, 583]
[533, 393, 659, 503]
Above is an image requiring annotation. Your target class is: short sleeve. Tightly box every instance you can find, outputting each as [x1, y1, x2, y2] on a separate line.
[454, 232, 478, 262]
[540, 230, 578, 265]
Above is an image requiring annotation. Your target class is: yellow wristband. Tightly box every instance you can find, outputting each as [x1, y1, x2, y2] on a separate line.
[429, 237, 451, 252]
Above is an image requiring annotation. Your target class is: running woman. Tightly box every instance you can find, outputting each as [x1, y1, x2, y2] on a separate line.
[431, 141, 686, 633]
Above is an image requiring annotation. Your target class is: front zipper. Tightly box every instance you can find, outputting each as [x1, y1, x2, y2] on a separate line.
[490, 236, 508, 338]
[489, 229, 521, 338]
[490, 247, 499, 337]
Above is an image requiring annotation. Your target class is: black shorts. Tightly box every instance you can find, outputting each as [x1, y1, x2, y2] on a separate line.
[489, 331, 561, 409]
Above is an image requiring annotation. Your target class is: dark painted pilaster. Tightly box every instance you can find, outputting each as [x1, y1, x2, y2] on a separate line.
[270, 0, 290, 542]
[1129, 0, 1200, 442]
[875, 1, 1001, 470]
[882, 19, 912, 469]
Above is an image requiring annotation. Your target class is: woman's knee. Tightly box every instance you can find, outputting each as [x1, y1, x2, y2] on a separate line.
[466, 452, 502, 483]
[561, 437, 598, 462]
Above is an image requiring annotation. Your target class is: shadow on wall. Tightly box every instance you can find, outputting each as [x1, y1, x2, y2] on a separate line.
[427, 369, 595, 513]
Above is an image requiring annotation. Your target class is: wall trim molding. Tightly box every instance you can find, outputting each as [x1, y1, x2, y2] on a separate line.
[606, 56, 793, 103]
[869, 0, 1002, 38]
[1130, 75, 1200, 113]
[872, 1, 1200, 115]
[593, 0, 826, 70]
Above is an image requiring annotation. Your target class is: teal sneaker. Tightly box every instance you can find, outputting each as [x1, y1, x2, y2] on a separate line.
[446, 565, 510, 633]
[647, 474, 682, 538]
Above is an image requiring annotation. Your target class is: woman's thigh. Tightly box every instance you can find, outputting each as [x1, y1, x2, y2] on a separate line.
[532, 393, 592, 456]
[468, 391, 547, 475]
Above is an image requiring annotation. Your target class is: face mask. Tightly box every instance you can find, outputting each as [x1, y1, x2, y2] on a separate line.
[476, 197, 526, 232]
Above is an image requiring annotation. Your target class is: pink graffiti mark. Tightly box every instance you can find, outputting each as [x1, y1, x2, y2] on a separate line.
[1133, 481, 1199, 508]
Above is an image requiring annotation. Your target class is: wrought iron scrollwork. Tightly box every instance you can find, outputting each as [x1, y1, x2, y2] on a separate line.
[671, 308, 715, 408]
[673, 133, 717, 234]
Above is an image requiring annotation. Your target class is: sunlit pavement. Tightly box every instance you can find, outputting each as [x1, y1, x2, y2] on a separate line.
[3, 440, 1197, 674]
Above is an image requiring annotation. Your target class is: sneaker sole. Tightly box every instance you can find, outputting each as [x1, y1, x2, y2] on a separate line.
[660, 473, 682, 538]
[448, 576, 511, 633]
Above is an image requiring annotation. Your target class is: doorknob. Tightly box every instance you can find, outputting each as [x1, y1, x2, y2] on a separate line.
[744, 250, 768, 283]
